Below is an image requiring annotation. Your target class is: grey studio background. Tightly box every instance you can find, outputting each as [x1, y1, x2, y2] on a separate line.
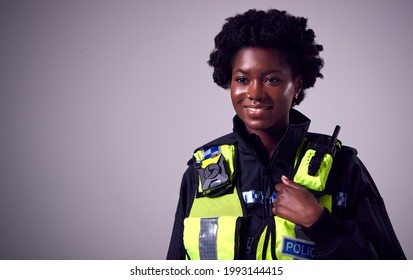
[0, 0, 412, 260]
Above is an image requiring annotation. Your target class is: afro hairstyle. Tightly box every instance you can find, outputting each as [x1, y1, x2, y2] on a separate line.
[208, 9, 324, 106]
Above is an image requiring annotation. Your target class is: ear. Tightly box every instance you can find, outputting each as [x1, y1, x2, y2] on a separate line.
[294, 77, 302, 99]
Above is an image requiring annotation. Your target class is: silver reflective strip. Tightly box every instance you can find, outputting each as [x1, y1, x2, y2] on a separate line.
[199, 218, 218, 260]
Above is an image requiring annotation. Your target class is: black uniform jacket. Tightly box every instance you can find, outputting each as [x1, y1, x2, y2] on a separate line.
[167, 109, 406, 260]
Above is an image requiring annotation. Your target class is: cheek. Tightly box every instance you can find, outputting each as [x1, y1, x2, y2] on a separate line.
[230, 86, 243, 105]
[230, 90, 245, 116]
[286, 82, 297, 97]
[276, 84, 296, 103]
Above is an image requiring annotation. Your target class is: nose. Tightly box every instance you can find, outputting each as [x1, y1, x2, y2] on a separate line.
[247, 80, 264, 101]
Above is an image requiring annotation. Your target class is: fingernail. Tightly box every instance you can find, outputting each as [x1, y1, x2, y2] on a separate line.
[281, 175, 289, 181]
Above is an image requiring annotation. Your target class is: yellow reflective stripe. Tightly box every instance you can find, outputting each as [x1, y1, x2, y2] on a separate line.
[275, 216, 295, 260]
[319, 194, 332, 213]
[216, 216, 239, 260]
[183, 217, 201, 260]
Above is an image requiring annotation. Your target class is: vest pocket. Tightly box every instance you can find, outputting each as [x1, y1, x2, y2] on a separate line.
[183, 216, 242, 260]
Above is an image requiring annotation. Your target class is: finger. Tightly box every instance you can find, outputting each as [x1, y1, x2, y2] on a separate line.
[272, 199, 281, 214]
[281, 175, 304, 190]
[272, 207, 277, 216]
[272, 202, 287, 218]
[275, 182, 286, 192]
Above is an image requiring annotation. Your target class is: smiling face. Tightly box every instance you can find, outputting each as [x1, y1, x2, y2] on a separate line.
[230, 47, 301, 136]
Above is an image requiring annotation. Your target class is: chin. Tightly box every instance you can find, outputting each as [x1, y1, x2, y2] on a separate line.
[244, 120, 273, 131]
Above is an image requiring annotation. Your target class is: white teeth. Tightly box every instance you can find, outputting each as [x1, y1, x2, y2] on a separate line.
[245, 106, 269, 111]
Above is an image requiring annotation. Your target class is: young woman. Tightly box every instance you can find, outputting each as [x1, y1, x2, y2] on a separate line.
[167, 9, 405, 260]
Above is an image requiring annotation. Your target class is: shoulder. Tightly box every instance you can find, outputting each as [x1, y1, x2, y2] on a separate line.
[185, 132, 238, 165]
[305, 131, 358, 155]
[339, 145, 358, 157]
[305, 131, 360, 172]
[194, 132, 238, 151]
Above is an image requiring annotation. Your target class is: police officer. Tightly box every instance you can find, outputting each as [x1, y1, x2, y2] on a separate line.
[167, 9, 406, 260]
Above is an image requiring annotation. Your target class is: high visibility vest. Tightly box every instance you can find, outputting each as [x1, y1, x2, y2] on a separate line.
[183, 135, 341, 260]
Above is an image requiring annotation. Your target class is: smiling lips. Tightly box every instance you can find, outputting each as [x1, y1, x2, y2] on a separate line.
[243, 105, 273, 115]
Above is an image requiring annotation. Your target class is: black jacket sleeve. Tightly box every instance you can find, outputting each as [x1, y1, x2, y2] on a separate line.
[303, 147, 406, 259]
[166, 166, 195, 260]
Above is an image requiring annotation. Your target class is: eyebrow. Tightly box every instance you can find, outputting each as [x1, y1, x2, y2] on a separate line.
[232, 68, 285, 75]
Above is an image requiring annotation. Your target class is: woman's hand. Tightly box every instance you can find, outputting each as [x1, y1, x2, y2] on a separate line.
[272, 175, 323, 228]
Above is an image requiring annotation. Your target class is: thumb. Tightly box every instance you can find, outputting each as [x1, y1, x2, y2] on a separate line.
[281, 175, 303, 190]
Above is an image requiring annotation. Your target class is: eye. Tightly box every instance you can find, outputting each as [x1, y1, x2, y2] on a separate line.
[264, 77, 281, 84]
[234, 77, 249, 84]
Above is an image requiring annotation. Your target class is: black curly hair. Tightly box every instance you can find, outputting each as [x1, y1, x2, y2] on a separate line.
[208, 9, 324, 106]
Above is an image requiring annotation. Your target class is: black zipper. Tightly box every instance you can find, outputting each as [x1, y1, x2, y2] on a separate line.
[262, 168, 272, 218]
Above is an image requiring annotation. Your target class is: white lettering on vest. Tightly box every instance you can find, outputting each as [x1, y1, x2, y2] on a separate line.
[282, 236, 316, 260]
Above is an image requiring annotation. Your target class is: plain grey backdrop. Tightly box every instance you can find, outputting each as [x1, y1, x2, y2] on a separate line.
[0, 0, 412, 259]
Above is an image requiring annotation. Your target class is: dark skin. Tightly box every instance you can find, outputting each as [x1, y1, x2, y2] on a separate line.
[230, 47, 323, 228]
